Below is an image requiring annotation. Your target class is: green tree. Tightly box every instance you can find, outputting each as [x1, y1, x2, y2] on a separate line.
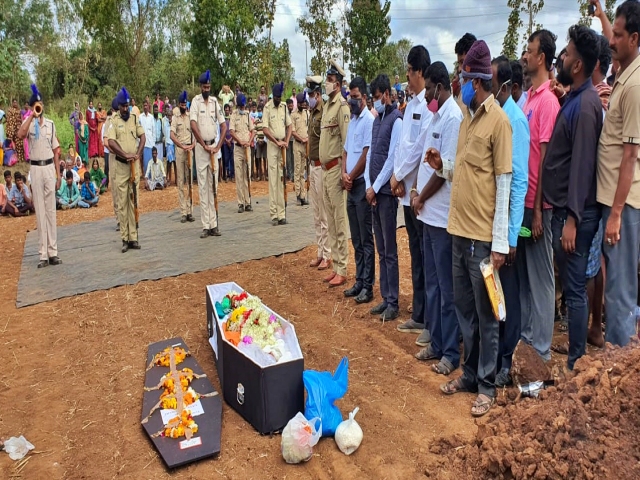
[502, 0, 523, 58]
[297, 0, 340, 75]
[578, 0, 616, 28]
[345, 0, 391, 82]
[379, 38, 412, 79]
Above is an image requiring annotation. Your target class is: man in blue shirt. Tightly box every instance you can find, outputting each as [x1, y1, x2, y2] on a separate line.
[491, 56, 530, 386]
[343, 77, 376, 303]
[393, 75, 402, 93]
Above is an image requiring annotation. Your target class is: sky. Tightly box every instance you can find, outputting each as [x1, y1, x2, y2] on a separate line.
[271, 0, 621, 84]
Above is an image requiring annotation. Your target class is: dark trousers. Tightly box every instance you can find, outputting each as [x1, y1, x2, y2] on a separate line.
[346, 178, 375, 290]
[222, 143, 234, 179]
[551, 206, 601, 369]
[404, 206, 425, 324]
[104, 152, 110, 187]
[498, 250, 521, 372]
[452, 236, 499, 397]
[423, 223, 459, 367]
[373, 193, 399, 307]
[286, 140, 294, 179]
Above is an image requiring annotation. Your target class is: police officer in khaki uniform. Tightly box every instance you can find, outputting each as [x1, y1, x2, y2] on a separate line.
[190, 70, 226, 237]
[291, 92, 310, 206]
[262, 82, 292, 225]
[170, 90, 195, 223]
[306, 75, 332, 270]
[107, 87, 146, 253]
[103, 97, 119, 230]
[17, 84, 62, 268]
[229, 93, 255, 213]
[320, 60, 351, 287]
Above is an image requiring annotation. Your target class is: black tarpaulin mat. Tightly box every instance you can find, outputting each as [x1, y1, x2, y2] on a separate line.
[16, 196, 316, 308]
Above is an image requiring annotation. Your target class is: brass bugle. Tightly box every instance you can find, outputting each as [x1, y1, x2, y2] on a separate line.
[33, 102, 43, 117]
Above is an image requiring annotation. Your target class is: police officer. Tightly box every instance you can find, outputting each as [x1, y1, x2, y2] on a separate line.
[319, 60, 351, 287]
[171, 90, 195, 223]
[306, 75, 332, 270]
[17, 84, 62, 268]
[229, 93, 255, 213]
[291, 92, 310, 206]
[190, 70, 226, 237]
[107, 87, 146, 253]
[262, 82, 292, 226]
[103, 97, 119, 230]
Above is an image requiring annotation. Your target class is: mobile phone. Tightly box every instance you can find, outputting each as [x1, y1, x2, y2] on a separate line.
[588, 3, 596, 15]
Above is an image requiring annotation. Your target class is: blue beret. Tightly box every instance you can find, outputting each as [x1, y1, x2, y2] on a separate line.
[116, 87, 131, 106]
[199, 70, 211, 84]
[111, 97, 118, 111]
[28, 84, 42, 107]
[272, 82, 284, 98]
[237, 93, 246, 107]
[179, 90, 188, 103]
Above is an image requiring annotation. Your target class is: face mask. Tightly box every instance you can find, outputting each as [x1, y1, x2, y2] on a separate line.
[461, 80, 475, 108]
[373, 99, 385, 114]
[202, 91, 210, 100]
[325, 81, 335, 95]
[308, 97, 317, 109]
[180, 107, 186, 114]
[349, 98, 362, 116]
[273, 99, 281, 108]
[121, 111, 130, 121]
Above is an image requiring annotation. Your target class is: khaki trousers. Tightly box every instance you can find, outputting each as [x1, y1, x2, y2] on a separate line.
[108, 153, 117, 219]
[175, 147, 193, 216]
[309, 163, 330, 260]
[234, 146, 251, 206]
[267, 142, 286, 221]
[322, 165, 349, 276]
[194, 143, 218, 229]
[115, 158, 140, 242]
[293, 141, 307, 200]
[30, 162, 58, 261]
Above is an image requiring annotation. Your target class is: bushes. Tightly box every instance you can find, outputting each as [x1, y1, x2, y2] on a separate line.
[48, 111, 75, 150]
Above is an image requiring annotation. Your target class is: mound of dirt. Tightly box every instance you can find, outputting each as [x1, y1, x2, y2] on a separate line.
[427, 343, 640, 480]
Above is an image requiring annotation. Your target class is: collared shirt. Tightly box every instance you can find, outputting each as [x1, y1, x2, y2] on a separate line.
[229, 110, 255, 143]
[107, 112, 145, 155]
[64, 168, 80, 185]
[56, 182, 78, 203]
[291, 109, 310, 141]
[308, 99, 324, 161]
[319, 93, 350, 163]
[102, 118, 111, 153]
[440, 95, 513, 253]
[523, 79, 560, 209]
[189, 94, 225, 142]
[171, 112, 192, 146]
[162, 117, 173, 145]
[81, 181, 97, 201]
[516, 91, 528, 111]
[597, 54, 640, 209]
[393, 88, 433, 206]
[262, 99, 292, 141]
[344, 107, 374, 179]
[502, 96, 530, 247]
[219, 91, 234, 107]
[139, 112, 155, 148]
[9, 184, 30, 206]
[543, 79, 602, 223]
[154, 116, 163, 143]
[23, 117, 59, 161]
[416, 95, 463, 228]
[365, 114, 403, 192]
[146, 159, 166, 182]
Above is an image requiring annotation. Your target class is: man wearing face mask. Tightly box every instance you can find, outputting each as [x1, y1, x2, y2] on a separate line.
[291, 92, 310, 206]
[319, 59, 351, 287]
[229, 93, 255, 213]
[262, 82, 293, 225]
[343, 76, 375, 303]
[390, 45, 433, 343]
[190, 69, 226, 238]
[365, 74, 403, 320]
[306, 75, 332, 270]
[171, 90, 195, 223]
[426, 40, 512, 417]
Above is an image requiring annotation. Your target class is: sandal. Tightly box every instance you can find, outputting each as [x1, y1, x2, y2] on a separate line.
[558, 319, 568, 332]
[440, 377, 470, 395]
[551, 342, 569, 355]
[415, 345, 439, 361]
[471, 394, 495, 417]
[431, 358, 455, 376]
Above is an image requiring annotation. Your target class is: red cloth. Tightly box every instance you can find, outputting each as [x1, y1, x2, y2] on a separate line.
[86, 108, 100, 158]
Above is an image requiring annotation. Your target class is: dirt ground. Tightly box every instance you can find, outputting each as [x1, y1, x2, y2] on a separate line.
[0, 175, 610, 480]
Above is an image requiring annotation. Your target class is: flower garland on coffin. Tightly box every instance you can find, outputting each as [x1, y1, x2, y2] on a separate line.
[215, 291, 294, 364]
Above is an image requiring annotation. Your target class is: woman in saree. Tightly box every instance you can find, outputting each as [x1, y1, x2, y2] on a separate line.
[5, 99, 23, 162]
[86, 101, 99, 158]
[90, 158, 106, 193]
[77, 112, 89, 163]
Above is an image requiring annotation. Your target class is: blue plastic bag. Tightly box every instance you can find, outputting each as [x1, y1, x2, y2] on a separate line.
[303, 357, 348, 437]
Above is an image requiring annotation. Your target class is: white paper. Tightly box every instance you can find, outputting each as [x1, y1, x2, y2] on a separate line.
[160, 399, 204, 425]
[179, 437, 202, 450]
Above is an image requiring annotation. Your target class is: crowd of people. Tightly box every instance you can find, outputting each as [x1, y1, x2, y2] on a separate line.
[3, 0, 639, 420]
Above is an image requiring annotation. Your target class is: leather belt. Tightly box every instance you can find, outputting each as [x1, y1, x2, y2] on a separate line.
[30, 159, 53, 166]
[204, 140, 216, 146]
[311, 160, 322, 167]
[116, 155, 129, 164]
[321, 158, 340, 171]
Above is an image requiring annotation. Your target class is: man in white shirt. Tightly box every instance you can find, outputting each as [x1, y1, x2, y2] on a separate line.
[139, 101, 155, 176]
[390, 45, 434, 345]
[411, 61, 464, 373]
[145, 147, 166, 190]
[365, 74, 403, 321]
[342, 77, 375, 304]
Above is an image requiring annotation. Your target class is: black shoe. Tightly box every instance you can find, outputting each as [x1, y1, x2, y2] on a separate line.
[116, 223, 120, 231]
[37, 260, 48, 269]
[343, 284, 362, 298]
[200, 229, 210, 238]
[355, 289, 373, 304]
[238, 204, 244, 213]
[181, 215, 187, 223]
[245, 204, 252, 212]
[370, 301, 388, 315]
[210, 227, 221, 236]
[122, 241, 129, 253]
[495, 369, 513, 387]
[380, 306, 399, 322]
[300, 198, 309, 206]
[186, 214, 195, 222]
[128, 241, 141, 250]
[48, 256, 62, 266]
[278, 219, 287, 225]
[272, 219, 278, 226]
